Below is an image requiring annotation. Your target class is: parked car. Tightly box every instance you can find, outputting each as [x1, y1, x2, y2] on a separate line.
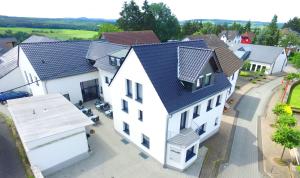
[0, 91, 30, 105]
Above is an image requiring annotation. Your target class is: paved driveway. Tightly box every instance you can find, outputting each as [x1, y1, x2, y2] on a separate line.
[0, 111, 26, 178]
[218, 77, 283, 178]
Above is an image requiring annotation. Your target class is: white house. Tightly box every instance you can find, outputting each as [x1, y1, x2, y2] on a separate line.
[183, 35, 242, 100]
[18, 40, 99, 103]
[219, 30, 241, 44]
[229, 44, 288, 74]
[8, 94, 93, 176]
[110, 40, 231, 171]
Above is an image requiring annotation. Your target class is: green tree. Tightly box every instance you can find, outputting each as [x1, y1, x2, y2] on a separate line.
[242, 60, 251, 71]
[141, 0, 156, 30]
[182, 20, 203, 36]
[266, 15, 280, 46]
[279, 31, 300, 47]
[98, 23, 122, 38]
[230, 22, 244, 33]
[244, 20, 251, 32]
[272, 126, 300, 160]
[283, 17, 300, 33]
[117, 0, 143, 31]
[276, 115, 297, 127]
[290, 53, 300, 68]
[149, 2, 180, 41]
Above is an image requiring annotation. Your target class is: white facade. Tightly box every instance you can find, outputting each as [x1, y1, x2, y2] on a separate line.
[98, 69, 114, 104]
[110, 49, 228, 171]
[226, 70, 239, 99]
[18, 48, 99, 103]
[220, 35, 241, 44]
[0, 67, 28, 92]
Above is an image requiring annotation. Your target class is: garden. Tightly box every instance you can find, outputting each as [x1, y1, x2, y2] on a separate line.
[238, 60, 268, 85]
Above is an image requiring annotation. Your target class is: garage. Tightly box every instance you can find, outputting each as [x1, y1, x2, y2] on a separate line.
[7, 94, 93, 176]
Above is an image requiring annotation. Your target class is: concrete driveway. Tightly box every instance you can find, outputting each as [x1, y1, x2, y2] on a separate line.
[48, 101, 204, 178]
[218, 77, 283, 178]
[0, 110, 26, 178]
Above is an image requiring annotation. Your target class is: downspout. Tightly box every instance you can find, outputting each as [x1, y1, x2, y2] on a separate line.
[44, 80, 48, 94]
[163, 114, 172, 168]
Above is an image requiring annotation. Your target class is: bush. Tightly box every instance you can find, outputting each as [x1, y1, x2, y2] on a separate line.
[240, 71, 251, 77]
[273, 103, 293, 116]
[276, 114, 297, 127]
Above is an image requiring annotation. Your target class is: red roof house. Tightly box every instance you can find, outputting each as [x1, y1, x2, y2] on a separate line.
[241, 32, 255, 44]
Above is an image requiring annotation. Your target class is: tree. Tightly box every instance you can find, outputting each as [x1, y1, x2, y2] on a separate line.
[242, 60, 251, 71]
[266, 15, 280, 46]
[230, 21, 244, 33]
[182, 20, 203, 36]
[283, 17, 300, 33]
[149, 2, 180, 41]
[276, 115, 297, 127]
[98, 23, 122, 38]
[290, 53, 300, 68]
[272, 126, 300, 160]
[117, 0, 143, 31]
[141, 0, 156, 30]
[279, 31, 300, 48]
[244, 20, 251, 32]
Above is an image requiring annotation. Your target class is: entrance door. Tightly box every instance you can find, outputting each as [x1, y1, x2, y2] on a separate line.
[80, 79, 99, 102]
[180, 111, 187, 130]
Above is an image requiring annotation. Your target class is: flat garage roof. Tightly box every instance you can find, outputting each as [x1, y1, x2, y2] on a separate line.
[8, 94, 93, 146]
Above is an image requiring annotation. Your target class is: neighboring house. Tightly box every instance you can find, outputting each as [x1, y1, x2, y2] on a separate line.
[101, 30, 160, 45]
[0, 37, 17, 56]
[0, 35, 58, 93]
[86, 41, 129, 104]
[219, 30, 241, 44]
[110, 40, 231, 171]
[18, 40, 99, 103]
[230, 44, 288, 74]
[183, 34, 242, 100]
[241, 32, 255, 44]
[8, 94, 93, 176]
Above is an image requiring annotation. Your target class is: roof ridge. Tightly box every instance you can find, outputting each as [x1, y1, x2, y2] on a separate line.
[132, 39, 206, 48]
[178, 45, 213, 51]
[103, 30, 154, 34]
[93, 40, 129, 48]
[20, 40, 92, 45]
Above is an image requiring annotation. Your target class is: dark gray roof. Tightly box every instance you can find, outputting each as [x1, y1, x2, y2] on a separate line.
[21, 41, 96, 80]
[219, 30, 240, 41]
[131, 40, 231, 113]
[0, 37, 17, 56]
[229, 44, 285, 64]
[186, 34, 228, 48]
[168, 128, 200, 147]
[22, 35, 59, 43]
[178, 46, 214, 82]
[90, 41, 129, 73]
[0, 47, 18, 79]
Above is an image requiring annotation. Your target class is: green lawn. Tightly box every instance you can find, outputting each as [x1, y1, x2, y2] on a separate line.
[0, 27, 98, 40]
[289, 84, 300, 108]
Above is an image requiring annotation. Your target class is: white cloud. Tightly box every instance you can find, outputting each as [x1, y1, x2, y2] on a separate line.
[0, 0, 299, 22]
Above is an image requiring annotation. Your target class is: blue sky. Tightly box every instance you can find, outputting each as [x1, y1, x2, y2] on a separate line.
[1, 0, 299, 22]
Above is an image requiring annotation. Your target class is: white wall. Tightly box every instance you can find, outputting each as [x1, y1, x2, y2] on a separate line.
[45, 71, 99, 103]
[110, 49, 169, 164]
[19, 49, 46, 95]
[271, 49, 287, 74]
[26, 127, 89, 173]
[226, 70, 239, 100]
[248, 61, 271, 74]
[0, 67, 28, 92]
[98, 69, 114, 104]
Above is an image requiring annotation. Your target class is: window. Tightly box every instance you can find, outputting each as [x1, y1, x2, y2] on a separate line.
[256, 65, 261, 71]
[142, 134, 150, 149]
[100, 86, 103, 94]
[180, 111, 187, 130]
[29, 73, 33, 83]
[126, 79, 132, 97]
[231, 73, 235, 80]
[136, 83, 143, 103]
[215, 117, 219, 126]
[251, 64, 256, 71]
[109, 56, 117, 66]
[185, 146, 196, 162]
[123, 122, 130, 135]
[216, 95, 222, 106]
[228, 87, 232, 95]
[24, 71, 29, 84]
[196, 76, 204, 88]
[122, 99, 128, 113]
[206, 99, 213, 111]
[193, 105, 200, 118]
[197, 123, 206, 135]
[204, 73, 212, 86]
[105, 76, 109, 84]
[35, 77, 39, 86]
[138, 110, 143, 121]
[262, 66, 266, 72]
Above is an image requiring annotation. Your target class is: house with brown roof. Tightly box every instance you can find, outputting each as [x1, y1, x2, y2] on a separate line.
[183, 35, 242, 99]
[101, 30, 160, 45]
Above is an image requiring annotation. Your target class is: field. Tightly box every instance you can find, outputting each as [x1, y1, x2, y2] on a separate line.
[289, 84, 300, 109]
[0, 27, 98, 40]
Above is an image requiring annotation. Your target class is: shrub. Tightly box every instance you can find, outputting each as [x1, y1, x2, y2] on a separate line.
[273, 103, 293, 116]
[276, 114, 297, 127]
[240, 71, 251, 77]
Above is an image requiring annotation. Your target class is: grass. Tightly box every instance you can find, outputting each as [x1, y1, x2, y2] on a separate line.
[289, 84, 300, 109]
[239, 71, 252, 77]
[0, 27, 98, 40]
[0, 112, 34, 178]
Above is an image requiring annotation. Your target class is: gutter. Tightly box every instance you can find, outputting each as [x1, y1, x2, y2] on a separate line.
[163, 114, 172, 168]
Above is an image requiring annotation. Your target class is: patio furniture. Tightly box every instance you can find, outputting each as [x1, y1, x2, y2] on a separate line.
[89, 115, 100, 125]
[100, 103, 110, 112]
[105, 109, 113, 119]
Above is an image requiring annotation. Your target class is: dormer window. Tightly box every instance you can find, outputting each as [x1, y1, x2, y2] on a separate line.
[109, 56, 117, 66]
[196, 76, 204, 89]
[204, 73, 212, 86]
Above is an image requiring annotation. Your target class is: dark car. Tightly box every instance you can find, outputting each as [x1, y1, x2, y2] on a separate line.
[0, 91, 30, 104]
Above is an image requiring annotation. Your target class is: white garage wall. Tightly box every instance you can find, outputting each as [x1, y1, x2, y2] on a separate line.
[271, 50, 287, 74]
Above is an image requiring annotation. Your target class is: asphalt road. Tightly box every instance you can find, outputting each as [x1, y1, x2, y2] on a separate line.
[0, 115, 26, 178]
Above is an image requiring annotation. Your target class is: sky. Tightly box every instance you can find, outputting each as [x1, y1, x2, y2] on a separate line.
[0, 0, 299, 22]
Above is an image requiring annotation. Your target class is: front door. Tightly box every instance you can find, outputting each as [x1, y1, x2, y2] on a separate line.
[180, 111, 187, 130]
[80, 79, 99, 102]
